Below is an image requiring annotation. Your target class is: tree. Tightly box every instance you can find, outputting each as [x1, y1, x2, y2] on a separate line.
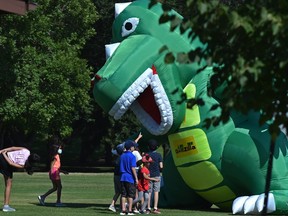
[160, 0, 287, 135]
[157, 0, 287, 214]
[76, 0, 142, 165]
[0, 0, 98, 146]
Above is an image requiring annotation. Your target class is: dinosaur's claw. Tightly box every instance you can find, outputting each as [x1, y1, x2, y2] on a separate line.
[232, 193, 276, 215]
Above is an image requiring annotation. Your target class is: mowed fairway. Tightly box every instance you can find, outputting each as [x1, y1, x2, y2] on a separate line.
[2, 172, 232, 216]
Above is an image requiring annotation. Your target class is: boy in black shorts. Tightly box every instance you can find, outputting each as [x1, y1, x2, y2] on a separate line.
[119, 140, 139, 215]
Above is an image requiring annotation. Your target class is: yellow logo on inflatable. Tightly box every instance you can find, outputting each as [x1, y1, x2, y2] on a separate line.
[174, 136, 198, 157]
[169, 129, 211, 166]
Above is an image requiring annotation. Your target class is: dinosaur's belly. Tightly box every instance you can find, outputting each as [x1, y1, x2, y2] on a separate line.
[166, 83, 236, 209]
[168, 128, 236, 210]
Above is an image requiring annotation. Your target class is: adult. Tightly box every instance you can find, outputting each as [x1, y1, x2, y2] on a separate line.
[119, 140, 138, 215]
[0, 146, 40, 212]
[109, 143, 125, 212]
[147, 139, 163, 214]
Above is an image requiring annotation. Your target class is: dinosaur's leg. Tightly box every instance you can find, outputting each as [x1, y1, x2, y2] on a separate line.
[222, 127, 288, 214]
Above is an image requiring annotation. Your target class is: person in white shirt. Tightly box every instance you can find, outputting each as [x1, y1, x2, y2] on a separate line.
[131, 133, 143, 213]
[0, 146, 40, 212]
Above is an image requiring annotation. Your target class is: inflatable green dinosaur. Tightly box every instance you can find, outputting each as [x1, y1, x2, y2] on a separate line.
[92, 0, 288, 214]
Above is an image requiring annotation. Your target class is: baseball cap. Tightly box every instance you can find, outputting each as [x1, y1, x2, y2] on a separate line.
[124, 140, 136, 150]
[111, 142, 125, 155]
[116, 143, 125, 155]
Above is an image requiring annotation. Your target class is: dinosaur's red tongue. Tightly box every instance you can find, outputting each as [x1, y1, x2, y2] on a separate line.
[137, 86, 161, 125]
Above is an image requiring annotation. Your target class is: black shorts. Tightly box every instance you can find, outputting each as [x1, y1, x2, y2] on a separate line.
[121, 181, 136, 199]
[0, 154, 13, 178]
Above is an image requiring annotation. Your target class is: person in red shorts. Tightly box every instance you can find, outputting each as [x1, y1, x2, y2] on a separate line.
[38, 137, 68, 207]
[133, 154, 159, 214]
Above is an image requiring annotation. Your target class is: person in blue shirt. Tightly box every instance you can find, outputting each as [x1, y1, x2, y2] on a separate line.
[120, 140, 138, 215]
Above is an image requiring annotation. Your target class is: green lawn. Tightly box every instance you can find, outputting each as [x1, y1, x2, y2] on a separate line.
[2, 172, 232, 216]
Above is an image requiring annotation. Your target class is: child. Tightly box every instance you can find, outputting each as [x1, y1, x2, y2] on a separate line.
[133, 154, 160, 214]
[38, 138, 68, 207]
[0, 146, 40, 212]
[119, 140, 138, 215]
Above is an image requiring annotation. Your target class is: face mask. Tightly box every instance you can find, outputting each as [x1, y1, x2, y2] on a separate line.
[57, 149, 63, 154]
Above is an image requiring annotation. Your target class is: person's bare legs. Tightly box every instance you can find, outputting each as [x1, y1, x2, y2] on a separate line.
[153, 191, 159, 209]
[121, 196, 126, 212]
[110, 199, 116, 207]
[3, 175, 12, 205]
[127, 197, 133, 212]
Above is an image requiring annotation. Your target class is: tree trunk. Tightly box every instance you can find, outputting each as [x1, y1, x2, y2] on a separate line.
[262, 139, 275, 215]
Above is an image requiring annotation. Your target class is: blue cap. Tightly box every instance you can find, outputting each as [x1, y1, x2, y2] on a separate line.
[124, 140, 136, 150]
[116, 143, 125, 155]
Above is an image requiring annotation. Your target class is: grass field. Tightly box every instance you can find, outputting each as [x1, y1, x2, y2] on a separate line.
[2, 172, 233, 216]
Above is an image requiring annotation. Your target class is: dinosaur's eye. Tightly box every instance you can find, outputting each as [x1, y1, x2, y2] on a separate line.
[121, 17, 139, 37]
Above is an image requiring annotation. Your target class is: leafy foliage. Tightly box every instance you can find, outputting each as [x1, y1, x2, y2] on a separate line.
[0, 0, 98, 140]
[76, 0, 142, 164]
[160, 0, 288, 137]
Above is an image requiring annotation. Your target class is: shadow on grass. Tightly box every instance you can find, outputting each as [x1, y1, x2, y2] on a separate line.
[162, 206, 232, 215]
[31, 202, 108, 209]
[30, 202, 119, 215]
[31, 202, 122, 214]
[31, 203, 233, 215]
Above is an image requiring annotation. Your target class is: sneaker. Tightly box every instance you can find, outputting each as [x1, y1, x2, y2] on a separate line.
[145, 209, 151, 214]
[3, 205, 16, 212]
[55, 202, 66, 207]
[120, 212, 126, 215]
[109, 205, 116, 212]
[133, 209, 140, 214]
[38, 195, 45, 206]
[128, 212, 135, 215]
[152, 208, 161, 214]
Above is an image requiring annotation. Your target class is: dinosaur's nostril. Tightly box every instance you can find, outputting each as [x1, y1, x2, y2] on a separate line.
[94, 74, 101, 81]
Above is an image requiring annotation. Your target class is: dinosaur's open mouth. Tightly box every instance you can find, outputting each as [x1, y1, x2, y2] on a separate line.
[137, 86, 161, 125]
[109, 66, 173, 135]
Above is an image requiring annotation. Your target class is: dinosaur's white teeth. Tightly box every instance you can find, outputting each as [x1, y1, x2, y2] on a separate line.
[109, 68, 151, 119]
[109, 68, 173, 136]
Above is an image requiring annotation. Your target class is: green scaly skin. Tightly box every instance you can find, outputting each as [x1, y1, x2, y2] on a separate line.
[93, 0, 288, 214]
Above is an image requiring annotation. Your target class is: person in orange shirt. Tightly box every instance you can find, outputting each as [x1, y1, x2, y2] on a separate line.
[133, 154, 159, 214]
[38, 137, 68, 207]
